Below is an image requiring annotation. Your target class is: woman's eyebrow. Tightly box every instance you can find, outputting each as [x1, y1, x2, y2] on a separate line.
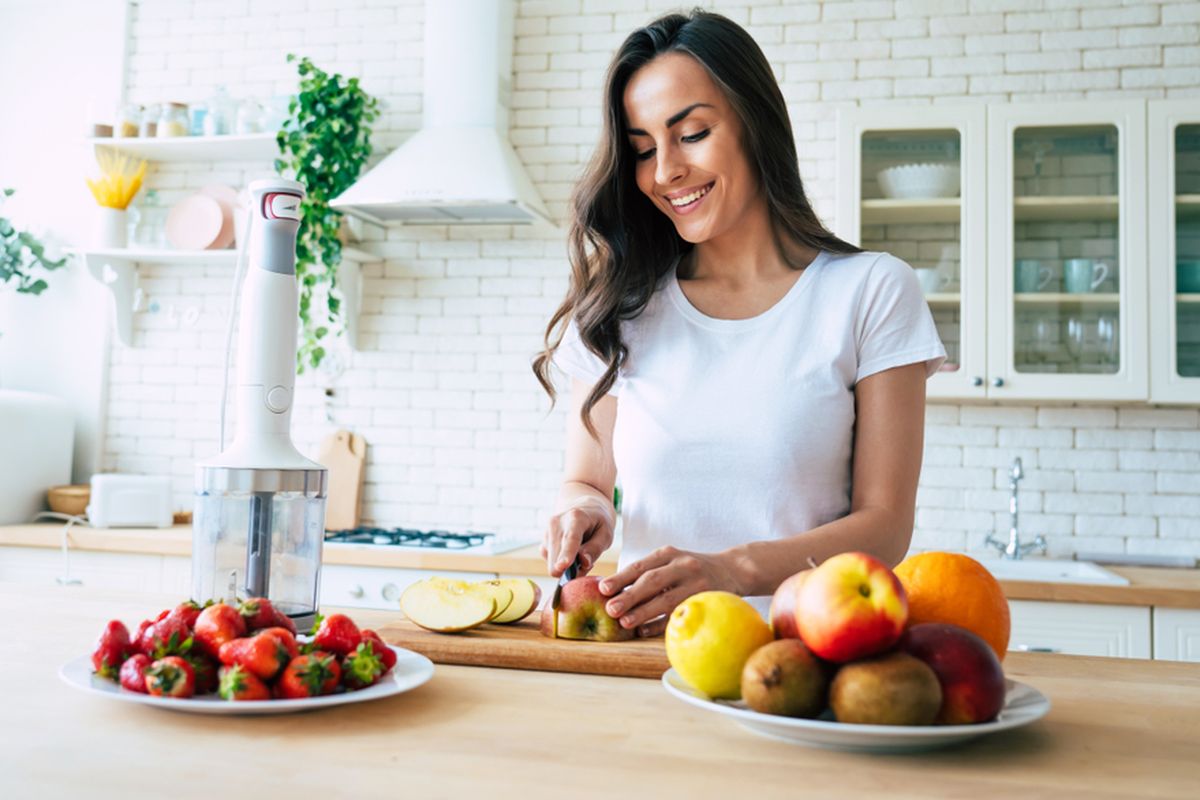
[626, 102, 715, 136]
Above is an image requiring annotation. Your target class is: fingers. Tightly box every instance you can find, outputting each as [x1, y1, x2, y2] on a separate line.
[604, 557, 676, 620]
[544, 508, 613, 578]
[553, 511, 586, 575]
[599, 546, 677, 598]
[619, 585, 689, 633]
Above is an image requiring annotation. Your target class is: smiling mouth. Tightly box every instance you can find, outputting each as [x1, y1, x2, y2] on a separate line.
[666, 182, 714, 210]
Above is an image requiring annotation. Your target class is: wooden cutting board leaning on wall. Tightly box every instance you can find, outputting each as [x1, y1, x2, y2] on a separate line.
[318, 429, 366, 531]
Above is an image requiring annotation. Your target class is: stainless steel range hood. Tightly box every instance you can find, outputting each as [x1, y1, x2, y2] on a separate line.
[331, 0, 553, 226]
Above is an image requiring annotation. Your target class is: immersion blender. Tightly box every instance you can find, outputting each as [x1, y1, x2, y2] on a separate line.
[192, 178, 328, 630]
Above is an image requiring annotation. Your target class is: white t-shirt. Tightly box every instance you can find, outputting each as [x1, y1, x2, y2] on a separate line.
[552, 250, 946, 610]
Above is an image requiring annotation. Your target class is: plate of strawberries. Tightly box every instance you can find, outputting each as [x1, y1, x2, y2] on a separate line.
[60, 598, 434, 715]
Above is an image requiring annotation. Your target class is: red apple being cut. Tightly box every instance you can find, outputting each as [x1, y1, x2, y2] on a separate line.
[795, 552, 908, 663]
[898, 622, 1007, 725]
[769, 570, 811, 640]
[539, 576, 634, 642]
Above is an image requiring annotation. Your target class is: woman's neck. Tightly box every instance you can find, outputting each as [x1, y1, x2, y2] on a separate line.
[685, 200, 814, 288]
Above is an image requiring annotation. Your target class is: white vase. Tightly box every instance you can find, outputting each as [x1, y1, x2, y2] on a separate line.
[92, 207, 128, 249]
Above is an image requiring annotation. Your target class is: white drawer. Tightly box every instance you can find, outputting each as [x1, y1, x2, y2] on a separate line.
[319, 564, 494, 611]
[1009, 600, 1151, 659]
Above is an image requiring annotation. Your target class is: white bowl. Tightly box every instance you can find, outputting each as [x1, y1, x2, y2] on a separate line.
[876, 163, 960, 199]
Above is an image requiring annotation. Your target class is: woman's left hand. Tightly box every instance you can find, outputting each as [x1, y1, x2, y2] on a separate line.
[597, 546, 744, 638]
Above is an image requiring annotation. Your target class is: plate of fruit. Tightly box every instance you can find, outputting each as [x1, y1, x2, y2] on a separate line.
[60, 598, 434, 715]
[661, 551, 1051, 753]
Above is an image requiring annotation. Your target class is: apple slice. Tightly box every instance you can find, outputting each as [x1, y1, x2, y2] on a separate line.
[485, 578, 542, 624]
[400, 579, 496, 633]
[469, 581, 514, 622]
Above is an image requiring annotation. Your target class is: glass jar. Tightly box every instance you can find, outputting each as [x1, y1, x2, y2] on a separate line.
[140, 103, 159, 137]
[132, 189, 167, 249]
[189, 103, 208, 136]
[115, 104, 141, 138]
[234, 99, 264, 135]
[203, 86, 233, 136]
[157, 102, 189, 137]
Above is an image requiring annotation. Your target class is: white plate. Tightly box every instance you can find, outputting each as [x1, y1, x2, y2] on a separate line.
[59, 646, 434, 716]
[662, 669, 1050, 753]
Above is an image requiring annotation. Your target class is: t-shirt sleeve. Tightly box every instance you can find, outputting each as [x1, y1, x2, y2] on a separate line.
[552, 317, 620, 396]
[854, 253, 947, 383]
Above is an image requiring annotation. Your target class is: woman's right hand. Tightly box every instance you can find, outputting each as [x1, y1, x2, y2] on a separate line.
[541, 501, 615, 578]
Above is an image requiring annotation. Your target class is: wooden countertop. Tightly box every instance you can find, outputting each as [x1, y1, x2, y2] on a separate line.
[5, 583, 1199, 799]
[2, 522, 1199, 607]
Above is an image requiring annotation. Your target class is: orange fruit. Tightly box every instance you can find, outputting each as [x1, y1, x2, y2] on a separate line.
[893, 552, 1011, 661]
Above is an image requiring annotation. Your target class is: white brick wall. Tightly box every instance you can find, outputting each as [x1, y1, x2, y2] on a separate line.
[106, 0, 1200, 558]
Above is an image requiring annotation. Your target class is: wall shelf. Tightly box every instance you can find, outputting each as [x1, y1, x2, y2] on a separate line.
[86, 133, 279, 162]
[1014, 292, 1120, 306]
[860, 198, 960, 224]
[1013, 195, 1119, 221]
[69, 246, 380, 347]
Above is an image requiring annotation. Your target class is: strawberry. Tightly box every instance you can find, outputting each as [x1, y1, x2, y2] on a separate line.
[166, 600, 206, 629]
[118, 653, 151, 693]
[193, 603, 247, 659]
[183, 652, 220, 695]
[276, 652, 341, 699]
[361, 629, 396, 673]
[313, 613, 362, 657]
[341, 641, 386, 690]
[257, 627, 299, 660]
[144, 656, 195, 698]
[135, 615, 193, 658]
[91, 620, 131, 680]
[238, 597, 298, 636]
[218, 665, 271, 701]
[218, 632, 292, 681]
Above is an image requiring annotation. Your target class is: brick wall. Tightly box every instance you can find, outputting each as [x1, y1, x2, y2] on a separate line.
[109, 0, 1200, 558]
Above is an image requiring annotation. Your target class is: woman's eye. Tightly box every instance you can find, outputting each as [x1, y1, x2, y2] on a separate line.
[635, 148, 656, 161]
[682, 129, 710, 144]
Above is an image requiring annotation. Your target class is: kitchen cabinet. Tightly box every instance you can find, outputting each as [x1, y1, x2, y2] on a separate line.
[0, 545, 174, 593]
[1008, 599, 1151, 658]
[75, 134, 377, 347]
[1148, 99, 1200, 402]
[1152, 607, 1200, 662]
[838, 100, 1152, 401]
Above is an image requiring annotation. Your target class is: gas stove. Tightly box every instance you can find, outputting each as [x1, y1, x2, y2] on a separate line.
[324, 526, 537, 555]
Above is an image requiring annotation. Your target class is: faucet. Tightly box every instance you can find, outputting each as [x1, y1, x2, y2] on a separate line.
[985, 457, 1047, 560]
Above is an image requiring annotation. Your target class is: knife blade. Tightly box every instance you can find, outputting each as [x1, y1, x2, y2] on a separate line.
[550, 556, 580, 639]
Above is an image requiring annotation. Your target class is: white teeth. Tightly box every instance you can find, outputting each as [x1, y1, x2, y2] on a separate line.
[668, 184, 711, 207]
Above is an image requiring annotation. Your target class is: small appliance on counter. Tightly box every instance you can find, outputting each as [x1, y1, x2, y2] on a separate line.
[192, 178, 327, 631]
[86, 474, 173, 528]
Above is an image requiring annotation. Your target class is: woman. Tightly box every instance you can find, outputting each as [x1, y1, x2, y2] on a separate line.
[531, 10, 945, 637]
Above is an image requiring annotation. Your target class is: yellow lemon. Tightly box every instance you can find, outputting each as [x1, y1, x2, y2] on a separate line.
[665, 591, 774, 700]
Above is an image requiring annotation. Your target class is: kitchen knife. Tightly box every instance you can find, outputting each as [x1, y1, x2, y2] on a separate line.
[550, 556, 580, 639]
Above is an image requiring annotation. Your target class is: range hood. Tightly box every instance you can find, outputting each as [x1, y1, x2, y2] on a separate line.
[331, 0, 553, 226]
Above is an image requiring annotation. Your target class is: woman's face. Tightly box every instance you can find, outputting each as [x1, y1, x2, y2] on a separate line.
[623, 52, 761, 245]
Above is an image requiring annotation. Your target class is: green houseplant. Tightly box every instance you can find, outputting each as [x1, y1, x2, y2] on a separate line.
[1, 188, 66, 297]
[275, 54, 380, 371]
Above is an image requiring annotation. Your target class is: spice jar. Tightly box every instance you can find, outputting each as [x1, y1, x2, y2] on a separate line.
[157, 102, 189, 137]
[115, 104, 141, 138]
[140, 103, 159, 137]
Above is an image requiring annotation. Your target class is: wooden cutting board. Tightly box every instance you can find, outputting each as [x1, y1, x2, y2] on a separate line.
[318, 429, 366, 531]
[376, 612, 670, 680]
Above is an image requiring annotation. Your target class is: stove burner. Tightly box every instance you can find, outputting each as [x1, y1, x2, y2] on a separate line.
[324, 527, 494, 550]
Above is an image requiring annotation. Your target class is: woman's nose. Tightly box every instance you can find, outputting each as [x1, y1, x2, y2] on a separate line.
[655, 145, 686, 186]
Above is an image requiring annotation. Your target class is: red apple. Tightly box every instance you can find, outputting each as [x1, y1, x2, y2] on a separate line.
[769, 570, 811, 640]
[898, 622, 1007, 725]
[539, 576, 634, 642]
[795, 552, 908, 663]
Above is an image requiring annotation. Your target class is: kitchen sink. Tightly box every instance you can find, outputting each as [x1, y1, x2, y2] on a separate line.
[982, 558, 1130, 585]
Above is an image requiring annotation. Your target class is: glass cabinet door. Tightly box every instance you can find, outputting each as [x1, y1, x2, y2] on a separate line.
[987, 102, 1148, 400]
[1149, 100, 1200, 402]
[837, 107, 987, 398]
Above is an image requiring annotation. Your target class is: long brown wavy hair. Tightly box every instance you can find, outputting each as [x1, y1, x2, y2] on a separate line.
[532, 9, 862, 438]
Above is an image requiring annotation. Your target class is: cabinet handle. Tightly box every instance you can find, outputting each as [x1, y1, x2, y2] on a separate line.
[992, 376, 1005, 387]
[972, 376, 983, 387]
[381, 582, 400, 602]
[1014, 644, 1060, 654]
[348, 585, 365, 599]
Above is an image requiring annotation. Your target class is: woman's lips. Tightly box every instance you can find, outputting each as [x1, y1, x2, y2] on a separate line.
[665, 181, 715, 216]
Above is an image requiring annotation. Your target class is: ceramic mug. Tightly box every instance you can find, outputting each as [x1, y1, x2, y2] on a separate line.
[1015, 259, 1052, 293]
[915, 268, 950, 296]
[1064, 258, 1109, 294]
[1177, 260, 1200, 294]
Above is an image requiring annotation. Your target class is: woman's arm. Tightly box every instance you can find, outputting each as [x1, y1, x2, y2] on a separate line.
[541, 378, 619, 577]
[599, 361, 928, 635]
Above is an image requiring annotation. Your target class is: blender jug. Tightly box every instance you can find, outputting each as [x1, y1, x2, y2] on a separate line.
[192, 178, 327, 631]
